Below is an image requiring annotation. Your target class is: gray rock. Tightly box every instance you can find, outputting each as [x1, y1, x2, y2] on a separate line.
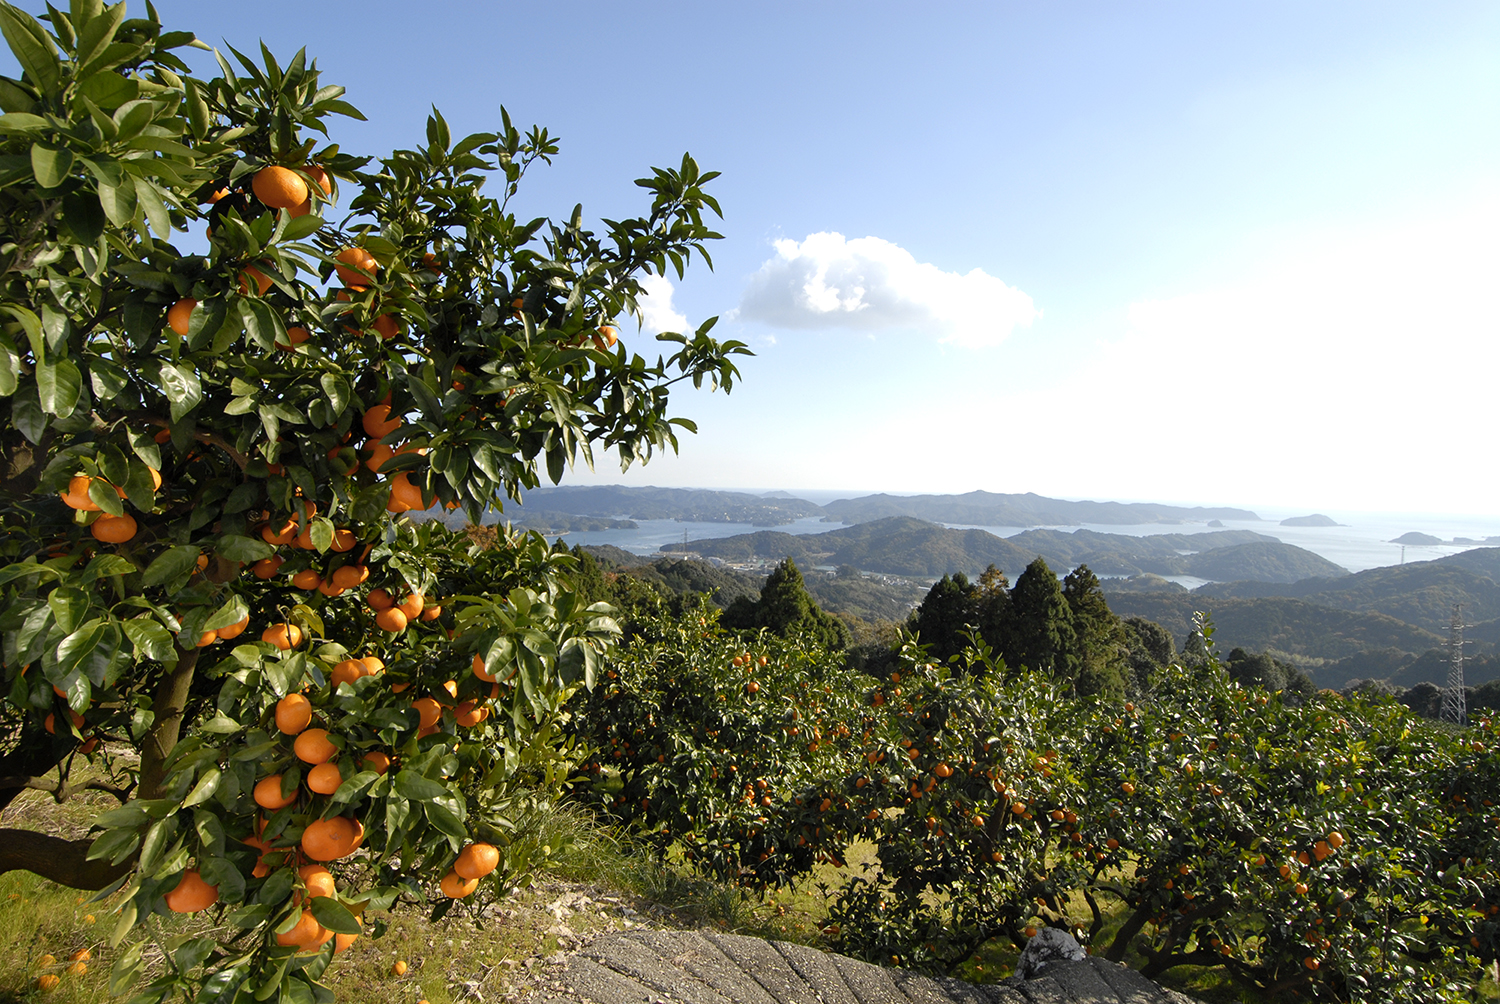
[1015, 930, 1086, 981]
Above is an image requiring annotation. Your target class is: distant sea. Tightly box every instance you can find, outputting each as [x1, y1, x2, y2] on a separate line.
[485, 507, 1500, 583]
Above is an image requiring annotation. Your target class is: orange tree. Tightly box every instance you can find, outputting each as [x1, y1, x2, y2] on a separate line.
[1065, 644, 1488, 1003]
[0, 2, 746, 1000]
[573, 600, 876, 891]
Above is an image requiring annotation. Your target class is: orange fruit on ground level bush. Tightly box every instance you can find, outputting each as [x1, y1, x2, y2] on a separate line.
[362, 403, 402, 439]
[294, 728, 337, 764]
[471, 653, 497, 682]
[252, 165, 309, 209]
[439, 870, 478, 898]
[61, 473, 100, 510]
[275, 693, 313, 735]
[275, 326, 311, 351]
[366, 588, 394, 611]
[385, 472, 423, 513]
[253, 555, 285, 579]
[375, 607, 408, 633]
[331, 659, 366, 688]
[164, 869, 219, 913]
[217, 615, 250, 640]
[454, 842, 500, 880]
[335, 246, 378, 285]
[332, 564, 368, 590]
[298, 864, 337, 900]
[362, 751, 391, 774]
[291, 569, 322, 590]
[301, 816, 362, 861]
[254, 775, 297, 810]
[167, 298, 197, 336]
[371, 314, 400, 340]
[412, 698, 441, 728]
[330, 529, 357, 553]
[238, 265, 274, 297]
[390, 960, 408, 976]
[90, 513, 137, 543]
[276, 908, 331, 949]
[396, 592, 424, 620]
[262, 623, 304, 650]
[307, 762, 343, 794]
[305, 164, 333, 196]
[455, 701, 488, 727]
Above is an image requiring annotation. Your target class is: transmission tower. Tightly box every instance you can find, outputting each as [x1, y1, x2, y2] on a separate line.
[1440, 604, 1467, 727]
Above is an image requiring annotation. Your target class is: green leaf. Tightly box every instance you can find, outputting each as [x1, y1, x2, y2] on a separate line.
[182, 766, 221, 807]
[72, 0, 124, 75]
[76, 68, 137, 109]
[97, 173, 137, 227]
[86, 475, 122, 515]
[309, 517, 333, 553]
[108, 942, 143, 995]
[141, 545, 198, 587]
[281, 213, 323, 241]
[133, 175, 169, 238]
[62, 188, 105, 243]
[319, 373, 349, 415]
[137, 815, 175, 872]
[54, 618, 105, 678]
[122, 617, 172, 662]
[35, 357, 82, 416]
[0, 332, 18, 395]
[425, 800, 467, 842]
[30, 141, 71, 188]
[217, 535, 272, 563]
[393, 770, 447, 801]
[47, 585, 88, 634]
[86, 826, 138, 865]
[126, 425, 161, 469]
[157, 361, 202, 421]
[0, 3, 59, 96]
[203, 594, 248, 633]
[309, 895, 360, 935]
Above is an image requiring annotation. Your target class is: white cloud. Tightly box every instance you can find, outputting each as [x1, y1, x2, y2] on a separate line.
[636, 274, 688, 335]
[736, 232, 1039, 348]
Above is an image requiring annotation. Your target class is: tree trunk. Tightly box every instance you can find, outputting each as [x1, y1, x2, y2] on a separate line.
[138, 647, 199, 800]
[0, 828, 133, 889]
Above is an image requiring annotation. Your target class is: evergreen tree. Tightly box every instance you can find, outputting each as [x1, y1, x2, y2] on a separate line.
[1062, 565, 1127, 699]
[912, 572, 981, 663]
[1005, 557, 1079, 681]
[724, 559, 850, 650]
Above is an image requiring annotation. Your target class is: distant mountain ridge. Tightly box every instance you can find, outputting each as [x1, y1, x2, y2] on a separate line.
[821, 490, 1260, 527]
[662, 516, 1335, 583]
[515, 485, 824, 526]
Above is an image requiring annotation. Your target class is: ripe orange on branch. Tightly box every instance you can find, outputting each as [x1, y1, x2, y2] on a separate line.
[168, 298, 197, 336]
[164, 870, 219, 913]
[334, 246, 378, 285]
[252, 165, 309, 209]
[90, 513, 137, 543]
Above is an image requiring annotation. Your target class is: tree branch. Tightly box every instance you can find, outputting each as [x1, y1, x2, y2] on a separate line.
[124, 412, 250, 470]
[0, 774, 132, 803]
[0, 828, 134, 889]
[138, 646, 200, 800]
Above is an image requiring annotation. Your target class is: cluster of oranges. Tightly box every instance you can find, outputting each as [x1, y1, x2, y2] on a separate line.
[58, 469, 162, 544]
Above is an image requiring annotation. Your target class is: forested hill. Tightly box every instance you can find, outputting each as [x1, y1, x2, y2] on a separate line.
[515, 486, 824, 526]
[1103, 591, 1445, 663]
[1195, 548, 1500, 636]
[820, 490, 1260, 526]
[663, 516, 1337, 583]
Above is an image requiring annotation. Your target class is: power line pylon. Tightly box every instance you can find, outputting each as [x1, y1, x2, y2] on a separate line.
[1440, 604, 1467, 727]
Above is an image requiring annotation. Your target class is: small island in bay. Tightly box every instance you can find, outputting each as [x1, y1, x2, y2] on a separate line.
[1281, 513, 1343, 527]
[1390, 532, 1442, 545]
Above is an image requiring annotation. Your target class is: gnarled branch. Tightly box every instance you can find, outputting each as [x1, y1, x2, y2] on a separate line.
[0, 773, 132, 803]
[0, 828, 133, 890]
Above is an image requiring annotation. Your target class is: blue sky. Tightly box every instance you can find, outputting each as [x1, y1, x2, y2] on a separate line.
[33, 3, 1500, 512]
